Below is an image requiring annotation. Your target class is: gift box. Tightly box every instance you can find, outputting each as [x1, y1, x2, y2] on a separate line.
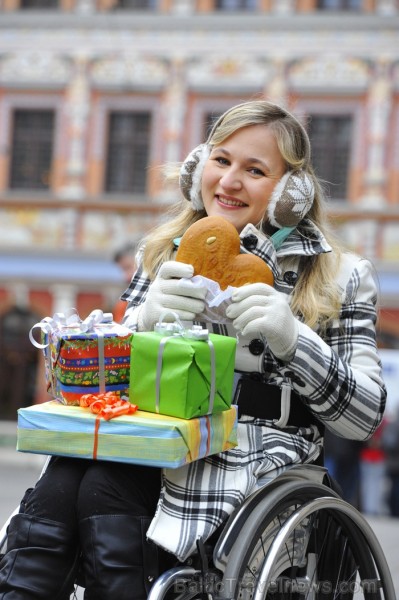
[129, 321, 237, 419]
[30, 310, 132, 406]
[17, 401, 238, 468]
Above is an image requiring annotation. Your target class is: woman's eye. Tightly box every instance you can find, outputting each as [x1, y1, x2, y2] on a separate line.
[215, 157, 229, 166]
[249, 167, 265, 176]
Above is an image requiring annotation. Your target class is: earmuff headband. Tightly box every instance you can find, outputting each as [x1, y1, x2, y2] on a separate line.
[179, 144, 315, 228]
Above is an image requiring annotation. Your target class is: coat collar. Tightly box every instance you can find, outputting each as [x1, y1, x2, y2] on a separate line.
[240, 219, 331, 256]
[240, 220, 332, 280]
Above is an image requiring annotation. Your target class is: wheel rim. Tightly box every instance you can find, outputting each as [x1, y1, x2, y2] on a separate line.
[235, 497, 394, 600]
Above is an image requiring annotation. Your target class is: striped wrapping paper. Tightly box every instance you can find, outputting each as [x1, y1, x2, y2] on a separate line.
[17, 401, 238, 469]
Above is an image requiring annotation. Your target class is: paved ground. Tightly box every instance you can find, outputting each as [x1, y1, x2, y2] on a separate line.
[366, 515, 399, 594]
[1, 423, 398, 597]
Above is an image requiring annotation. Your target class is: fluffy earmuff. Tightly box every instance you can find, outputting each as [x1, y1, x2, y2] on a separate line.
[179, 144, 210, 211]
[267, 170, 315, 229]
[179, 143, 315, 228]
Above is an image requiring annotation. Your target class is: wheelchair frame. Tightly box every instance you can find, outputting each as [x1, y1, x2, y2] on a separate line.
[0, 462, 396, 600]
[147, 464, 396, 600]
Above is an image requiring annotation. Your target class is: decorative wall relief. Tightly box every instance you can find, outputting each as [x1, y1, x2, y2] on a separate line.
[0, 52, 72, 86]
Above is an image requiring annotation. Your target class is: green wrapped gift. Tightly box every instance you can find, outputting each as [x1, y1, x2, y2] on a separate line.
[130, 323, 236, 419]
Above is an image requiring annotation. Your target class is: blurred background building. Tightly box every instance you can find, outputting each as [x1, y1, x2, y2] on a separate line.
[0, 0, 399, 416]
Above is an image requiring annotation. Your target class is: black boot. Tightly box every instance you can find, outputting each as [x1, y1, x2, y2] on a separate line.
[0, 513, 78, 599]
[80, 514, 159, 600]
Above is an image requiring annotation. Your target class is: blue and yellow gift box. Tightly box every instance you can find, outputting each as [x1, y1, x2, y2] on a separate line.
[17, 401, 238, 469]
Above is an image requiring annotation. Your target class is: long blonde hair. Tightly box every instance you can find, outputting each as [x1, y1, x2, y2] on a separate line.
[142, 100, 342, 330]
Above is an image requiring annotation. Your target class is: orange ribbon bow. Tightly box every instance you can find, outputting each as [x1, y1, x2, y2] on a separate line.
[79, 392, 138, 420]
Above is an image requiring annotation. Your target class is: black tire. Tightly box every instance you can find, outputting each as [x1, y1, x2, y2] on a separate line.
[219, 481, 395, 600]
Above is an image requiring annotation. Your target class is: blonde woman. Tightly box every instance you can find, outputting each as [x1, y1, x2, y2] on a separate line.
[0, 100, 386, 599]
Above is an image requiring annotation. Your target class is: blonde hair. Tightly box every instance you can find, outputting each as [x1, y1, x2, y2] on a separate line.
[142, 100, 343, 330]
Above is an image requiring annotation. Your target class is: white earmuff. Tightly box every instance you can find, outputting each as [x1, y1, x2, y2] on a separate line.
[268, 170, 315, 229]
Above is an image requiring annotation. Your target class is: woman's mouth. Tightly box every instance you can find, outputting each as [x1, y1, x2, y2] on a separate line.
[216, 195, 248, 208]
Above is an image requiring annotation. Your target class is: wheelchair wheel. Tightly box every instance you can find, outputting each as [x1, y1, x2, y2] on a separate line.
[219, 480, 395, 600]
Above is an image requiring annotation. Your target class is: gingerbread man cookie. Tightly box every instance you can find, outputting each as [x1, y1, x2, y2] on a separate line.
[175, 216, 274, 290]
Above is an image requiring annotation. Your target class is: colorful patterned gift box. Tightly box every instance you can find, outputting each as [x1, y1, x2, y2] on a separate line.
[17, 401, 238, 469]
[130, 317, 237, 420]
[30, 309, 132, 406]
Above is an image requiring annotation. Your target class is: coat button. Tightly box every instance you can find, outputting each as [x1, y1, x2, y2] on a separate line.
[242, 234, 258, 250]
[295, 378, 306, 387]
[248, 339, 265, 355]
[283, 271, 298, 286]
[284, 370, 296, 378]
[285, 370, 305, 386]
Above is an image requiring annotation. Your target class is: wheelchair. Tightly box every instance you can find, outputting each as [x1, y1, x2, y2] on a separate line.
[148, 462, 396, 600]
[0, 461, 396, 600]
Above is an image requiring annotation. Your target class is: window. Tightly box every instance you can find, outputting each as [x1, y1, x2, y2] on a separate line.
[9, 110, 55, 191]
[214, 0, 257, 9]
[115, 0, 157, 8]
[317, 0, 362, 10]
[307, 115, 353, 200]
[105, 111, 151, 194]
[20, 0, 59, 7]
[204, 111, 223, 139]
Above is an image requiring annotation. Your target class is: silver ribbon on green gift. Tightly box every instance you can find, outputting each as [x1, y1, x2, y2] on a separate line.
[154, 312, 216, 415]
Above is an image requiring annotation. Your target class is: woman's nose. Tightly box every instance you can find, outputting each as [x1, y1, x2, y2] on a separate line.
[220, 168, 242, 191]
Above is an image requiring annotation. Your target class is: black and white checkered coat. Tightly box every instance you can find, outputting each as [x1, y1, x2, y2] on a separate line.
[121, 220, 386, 561]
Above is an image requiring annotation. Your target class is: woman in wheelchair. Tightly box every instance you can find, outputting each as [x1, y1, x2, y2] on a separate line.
[0, 100, 387, 600]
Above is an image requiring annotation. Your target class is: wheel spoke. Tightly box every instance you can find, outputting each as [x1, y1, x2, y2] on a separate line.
[220, 481, 394, 600]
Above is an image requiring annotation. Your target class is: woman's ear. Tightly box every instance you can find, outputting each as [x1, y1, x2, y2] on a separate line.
[179, 144, 211, 211]
[267, 170, 315, 229]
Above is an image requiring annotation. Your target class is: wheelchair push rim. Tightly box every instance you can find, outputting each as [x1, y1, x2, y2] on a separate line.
[219, 480, 395, 600]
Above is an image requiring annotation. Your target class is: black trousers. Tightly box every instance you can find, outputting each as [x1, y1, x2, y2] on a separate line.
[24, 457, 162, 527]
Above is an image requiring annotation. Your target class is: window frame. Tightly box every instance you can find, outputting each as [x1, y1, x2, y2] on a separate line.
[104, 110, 152, 195]
[213, 0, 258, 11]
[88, 94, 161, 199]
[294, 98, 364, 203]
[113, 0, 158, 8]
[0, 93, 64, 195]
[19, 0, 59, 7]
[316, 0, 363, 10]
[185, 96, 251, 154]
[9, 108, 56, 191]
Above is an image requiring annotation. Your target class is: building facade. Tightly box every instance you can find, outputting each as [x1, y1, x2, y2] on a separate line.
[0, 0, 399, 412]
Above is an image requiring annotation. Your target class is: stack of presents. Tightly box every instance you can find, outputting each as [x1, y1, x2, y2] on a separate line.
[18, 309, 238, 468]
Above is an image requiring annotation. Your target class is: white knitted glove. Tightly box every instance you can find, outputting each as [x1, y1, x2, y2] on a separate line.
[138, 261, 207, 331]
[226, 283, 299, 361]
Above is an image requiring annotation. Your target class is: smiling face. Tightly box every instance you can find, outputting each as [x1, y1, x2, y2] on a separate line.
[201, 124, 287, 233]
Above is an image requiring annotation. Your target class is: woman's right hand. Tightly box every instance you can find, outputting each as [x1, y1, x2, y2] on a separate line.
[138, 261, 207, 331]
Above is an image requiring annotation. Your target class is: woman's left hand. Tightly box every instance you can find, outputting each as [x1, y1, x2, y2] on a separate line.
[226, 283, 299, 361]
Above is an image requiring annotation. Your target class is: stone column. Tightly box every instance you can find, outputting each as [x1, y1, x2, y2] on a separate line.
[9, 282, 30, 310]
[58, 53, 91, 201]
[60, 207, 80, 251]
[159, 56, 187, 200]
[74, 0, 96, 12]
[171, 0, 195, 14]
[362, 59, 392, 208]
[50, 284, 78, 314]
[265, 59, 288, 108]
[359, 59, 392, 260]
[271, 0, 294, 13]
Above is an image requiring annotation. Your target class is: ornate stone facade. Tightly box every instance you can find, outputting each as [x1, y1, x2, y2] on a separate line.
[0, 4, 398, 319]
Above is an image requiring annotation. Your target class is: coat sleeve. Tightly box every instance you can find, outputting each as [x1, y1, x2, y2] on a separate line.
[120, 262, 152, 331]
[279, 255, 386, 441]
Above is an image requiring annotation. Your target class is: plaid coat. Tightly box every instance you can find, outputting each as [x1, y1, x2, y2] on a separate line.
[121, 220, 386, 561]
